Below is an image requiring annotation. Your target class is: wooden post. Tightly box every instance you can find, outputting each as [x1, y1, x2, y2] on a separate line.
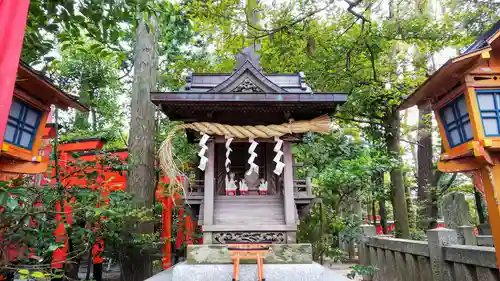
[283, 142, 296, 234]
[183, 175, 190, 194]
[305, 177, 312, 196]
[203, 140, 215, 243]
[479, 165, 500, 268]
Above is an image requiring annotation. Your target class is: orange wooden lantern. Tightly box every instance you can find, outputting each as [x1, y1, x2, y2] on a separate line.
[400, 21, 500, 267]
[0, 62, 86, 178]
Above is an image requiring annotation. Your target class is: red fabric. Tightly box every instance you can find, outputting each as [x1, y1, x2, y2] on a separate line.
[162, 196, 173, 269]
[52, 200, 69, 269]
[92, 239, 104, 264]
[176, 208, 185, 249]
[64, 197, 75, 226]
[185, 215, 194, 245]
[0, 0, 30, 148]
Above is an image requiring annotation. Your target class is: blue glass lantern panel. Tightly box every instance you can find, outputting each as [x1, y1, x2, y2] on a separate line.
[439, 95, 473, 148]
[3, 99, 42, 149]
[477, 90, 500, 137]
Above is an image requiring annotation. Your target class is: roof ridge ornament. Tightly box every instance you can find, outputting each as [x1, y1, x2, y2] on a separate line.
[235, 45, 262, 72]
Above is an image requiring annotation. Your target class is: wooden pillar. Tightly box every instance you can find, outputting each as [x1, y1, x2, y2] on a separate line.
[203, 140, 215, 244]
[283, 142, 296, 231]
[479, 165, 500, 268]
[305, 177, 312, 196]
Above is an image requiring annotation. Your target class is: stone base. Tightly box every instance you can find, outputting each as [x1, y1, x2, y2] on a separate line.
[187, 244, 312, 264]
[145, 262, 350, 281]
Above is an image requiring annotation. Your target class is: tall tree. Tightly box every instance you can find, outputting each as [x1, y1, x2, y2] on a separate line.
[417, 102, 436, 227]
[123, 12, 159, 281]
[386, 110, 410, 238]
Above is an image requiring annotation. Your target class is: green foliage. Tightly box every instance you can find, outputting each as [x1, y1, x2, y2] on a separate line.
[0, 152, 160, 278]
[347, 265, 377, 280]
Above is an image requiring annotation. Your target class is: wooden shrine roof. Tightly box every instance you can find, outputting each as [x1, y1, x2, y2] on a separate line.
[152, 51, 348, 125]
[400, 20, 500, 110]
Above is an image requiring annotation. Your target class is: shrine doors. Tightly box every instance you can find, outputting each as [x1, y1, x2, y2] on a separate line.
[215, 142, 279, 195]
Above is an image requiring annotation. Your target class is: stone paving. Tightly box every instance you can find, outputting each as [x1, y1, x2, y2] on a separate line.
[324, 263, 362, 281]
[76, 260, 359, 281]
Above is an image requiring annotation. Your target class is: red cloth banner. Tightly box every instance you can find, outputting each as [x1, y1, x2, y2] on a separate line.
[0, 0, 30, 149]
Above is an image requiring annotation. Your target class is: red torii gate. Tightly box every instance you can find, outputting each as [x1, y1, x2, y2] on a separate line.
[42, 138, 197, 272]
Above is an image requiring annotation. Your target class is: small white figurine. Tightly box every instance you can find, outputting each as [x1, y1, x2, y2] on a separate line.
[225, 172, 237, 196]
[239, 179, 249, 195]
[258, 178, 268, 195]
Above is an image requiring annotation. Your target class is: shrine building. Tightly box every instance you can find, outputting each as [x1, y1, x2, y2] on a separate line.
[152, 48, 347, 244]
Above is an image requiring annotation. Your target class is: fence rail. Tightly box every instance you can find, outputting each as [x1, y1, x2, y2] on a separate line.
[293, 177, 312, 196]
[358, 225, 499, 281]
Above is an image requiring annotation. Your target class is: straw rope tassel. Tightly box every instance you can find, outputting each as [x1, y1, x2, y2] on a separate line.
[247, 139, 259, 175]
[273, 136, 284, 175]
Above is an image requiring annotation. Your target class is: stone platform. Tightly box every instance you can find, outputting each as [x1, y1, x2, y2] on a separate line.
[145, 262, 350, 281]
[187, 244, 312, 264]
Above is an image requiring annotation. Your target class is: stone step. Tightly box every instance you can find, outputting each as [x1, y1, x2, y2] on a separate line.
[215, 201, 283, 205]
[215, 195, 282, 200]
[215, 212, 284, 216]
[214, 212, 284, 216]
[215, 206, 283, 211]
[144, 262, 351, 281]
[214, 196, 283, 202]
[214, 203, 283, 209]
[201, 224, 296, 232]
[214, 215, 284, 221]
[214, 215, 284, 220]
[214, 220, 284, 225]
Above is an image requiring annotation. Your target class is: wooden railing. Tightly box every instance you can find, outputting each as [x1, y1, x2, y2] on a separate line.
[293, 177, 312, 196]
[183, 179, 204, 195]
[358, 225, 499, 281]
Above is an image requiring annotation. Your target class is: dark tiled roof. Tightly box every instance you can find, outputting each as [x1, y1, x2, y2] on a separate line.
[463, 19, 500, 55]
[182, 68, 312, 93]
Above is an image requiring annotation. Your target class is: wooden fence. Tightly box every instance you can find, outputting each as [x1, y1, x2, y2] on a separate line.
[358, 225, 499, 281]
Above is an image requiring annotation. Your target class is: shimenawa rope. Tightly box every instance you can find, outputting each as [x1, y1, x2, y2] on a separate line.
[158, 115, 332, 199]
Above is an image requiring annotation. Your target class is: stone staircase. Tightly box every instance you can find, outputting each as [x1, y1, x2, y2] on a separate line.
[214, 195, 285, 225]
[199, 196, 291, 231]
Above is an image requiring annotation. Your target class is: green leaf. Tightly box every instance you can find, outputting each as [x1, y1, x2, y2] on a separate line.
[48, 244, 61, 251]
[31, 271, 46, 279]
[18, 269, 29, 275]
[6, 197, 18, 211]
[0, 191, 8, 205]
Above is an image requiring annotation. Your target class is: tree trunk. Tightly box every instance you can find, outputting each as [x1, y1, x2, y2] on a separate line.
[371, 200, 376, 224]
[123, 14, 158, 281]
[404, 172, 415, 229]
[74, 80, 91, 130]
[417, 101, 435, 228]
[366, 201, 371, 224]
[386, 111, 410, 238]
[379, 200, 387, 234]
[474, 188, 486, 224]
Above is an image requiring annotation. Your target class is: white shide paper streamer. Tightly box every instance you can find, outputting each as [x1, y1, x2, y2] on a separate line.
[273, 136, 284, 175]
[197, 134, 209, 171]
[225, 137, 233, 174]
[246, 139, 259, 176]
